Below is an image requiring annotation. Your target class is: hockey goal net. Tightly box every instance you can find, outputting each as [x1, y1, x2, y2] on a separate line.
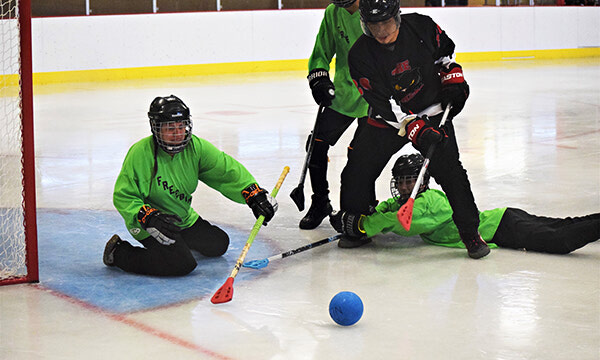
[0, 0, 38, 285]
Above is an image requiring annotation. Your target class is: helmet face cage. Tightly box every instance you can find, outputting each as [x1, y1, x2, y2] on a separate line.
[390, 154, 429, 203]
[359, 0, 401, 37]
[390, 174, 428, 203]
[148, 95, 192, 155]
[150, 119, 192, 155]
[331, 0, 357, 7]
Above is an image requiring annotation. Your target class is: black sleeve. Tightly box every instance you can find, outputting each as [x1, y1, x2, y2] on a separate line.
[348, 39, 397, 123]
[428, 15, 456, 61]
[405, 14, 455, 62]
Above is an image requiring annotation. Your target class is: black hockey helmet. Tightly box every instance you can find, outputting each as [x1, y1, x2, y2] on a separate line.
[359, 0, 401, 37]
[148, 95, 192, 155]
[331, 0, 357, 7]
[390, 153, 430, 203]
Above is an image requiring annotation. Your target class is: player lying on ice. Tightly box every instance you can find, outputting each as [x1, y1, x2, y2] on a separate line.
[103, 95, 278, 276]
[330, 153, 599, 255]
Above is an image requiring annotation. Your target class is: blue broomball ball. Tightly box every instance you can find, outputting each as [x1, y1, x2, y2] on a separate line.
[329, 291, 363, 326]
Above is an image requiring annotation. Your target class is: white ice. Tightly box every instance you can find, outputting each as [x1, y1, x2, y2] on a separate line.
[1, 58, 599, 360]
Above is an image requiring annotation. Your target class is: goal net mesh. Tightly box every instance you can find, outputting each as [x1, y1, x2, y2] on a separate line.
[1, 0, 29, 281]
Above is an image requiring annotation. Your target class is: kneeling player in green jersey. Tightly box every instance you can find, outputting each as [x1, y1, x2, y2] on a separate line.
[103, 95, 278, 276]
[331, 153, 599, 254]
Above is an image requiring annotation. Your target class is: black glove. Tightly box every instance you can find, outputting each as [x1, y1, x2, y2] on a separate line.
[137, 205, 181, 245]
[307, 68, 335, 107]
[329, 211, 367, 238]
[404, 115, 448, 151]
[440, 63, 470, 117]
[242, 184, 278, 225]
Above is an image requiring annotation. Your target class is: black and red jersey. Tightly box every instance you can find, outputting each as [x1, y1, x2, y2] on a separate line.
[348, 13, 456, 127]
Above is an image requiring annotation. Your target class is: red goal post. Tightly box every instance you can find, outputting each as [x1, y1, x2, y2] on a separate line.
[0, 0, 38, 285]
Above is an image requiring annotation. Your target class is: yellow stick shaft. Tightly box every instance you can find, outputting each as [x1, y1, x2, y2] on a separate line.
[229, 166, 290, 278]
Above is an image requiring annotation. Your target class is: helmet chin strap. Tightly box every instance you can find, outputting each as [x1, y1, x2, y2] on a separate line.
[157, 140, 187, 155]
[394, 185, 428, 205]
[397, 195, 410, 205]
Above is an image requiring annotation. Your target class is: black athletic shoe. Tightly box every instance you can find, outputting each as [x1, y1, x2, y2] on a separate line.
[338, 235, 372, 249]
[460, 232, 491, 259]
[299, 195, 333, 230]
[103, 234, 122, 266]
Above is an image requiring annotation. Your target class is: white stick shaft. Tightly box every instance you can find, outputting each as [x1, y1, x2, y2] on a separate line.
[408, 105, 451, 200]
[409, 158, 430, 199]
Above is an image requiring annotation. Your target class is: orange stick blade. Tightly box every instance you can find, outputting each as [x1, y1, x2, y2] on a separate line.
[211, 277, 234, 304]
[397, 198, 415, 231]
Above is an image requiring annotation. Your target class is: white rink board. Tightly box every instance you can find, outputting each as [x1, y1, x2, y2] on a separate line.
[31, 7, 600, 73]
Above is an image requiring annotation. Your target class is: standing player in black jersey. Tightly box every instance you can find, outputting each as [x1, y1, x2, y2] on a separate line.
[337, 0, 490, 259]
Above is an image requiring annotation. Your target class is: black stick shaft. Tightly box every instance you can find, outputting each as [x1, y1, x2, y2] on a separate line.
[297, 104, 323, 185]
[280, 235, 341, 259]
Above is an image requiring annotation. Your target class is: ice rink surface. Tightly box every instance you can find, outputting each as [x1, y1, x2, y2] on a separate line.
[1, 58, 599, 359]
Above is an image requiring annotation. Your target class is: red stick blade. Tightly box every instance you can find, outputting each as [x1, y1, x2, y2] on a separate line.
[211, 277, 234, 304]
[397, 198, 415, 231]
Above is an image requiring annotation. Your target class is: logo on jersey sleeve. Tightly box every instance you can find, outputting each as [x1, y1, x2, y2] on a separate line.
[353, 77, 372, 95]
[337, 26, 350, 44]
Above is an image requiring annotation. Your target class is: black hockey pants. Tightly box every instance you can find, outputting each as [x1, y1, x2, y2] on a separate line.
[492, 208, 600, 254]
[307, 107, 367, 197]
[113, 217, 229, 276]
[340, 113, 480, 236]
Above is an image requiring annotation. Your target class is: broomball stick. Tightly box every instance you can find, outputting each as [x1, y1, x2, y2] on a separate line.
[289, 104, 324, 212]
[211, 166, 290, 304]
[243, 234, 342, 270]
[397, 104, 451, 231]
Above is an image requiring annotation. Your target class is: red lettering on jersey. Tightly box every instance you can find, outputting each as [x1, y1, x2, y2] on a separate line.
[436, 24, 442, 48]
[391, 60, 411, 76]
[400, 83, 424, 103]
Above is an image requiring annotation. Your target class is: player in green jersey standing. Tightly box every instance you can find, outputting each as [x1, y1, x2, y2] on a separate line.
[301, 0, 369, 232]
[331, 153, 599, 254]
[103, 95, 278, 276]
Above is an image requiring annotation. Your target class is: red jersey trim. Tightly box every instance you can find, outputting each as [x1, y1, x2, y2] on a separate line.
[367, 116, 392, 128]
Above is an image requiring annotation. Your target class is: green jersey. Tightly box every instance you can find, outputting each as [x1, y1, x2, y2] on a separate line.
[113, 135, 256, 241]
[363, 189, 505, 249]
[308, 3, 368, 118]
